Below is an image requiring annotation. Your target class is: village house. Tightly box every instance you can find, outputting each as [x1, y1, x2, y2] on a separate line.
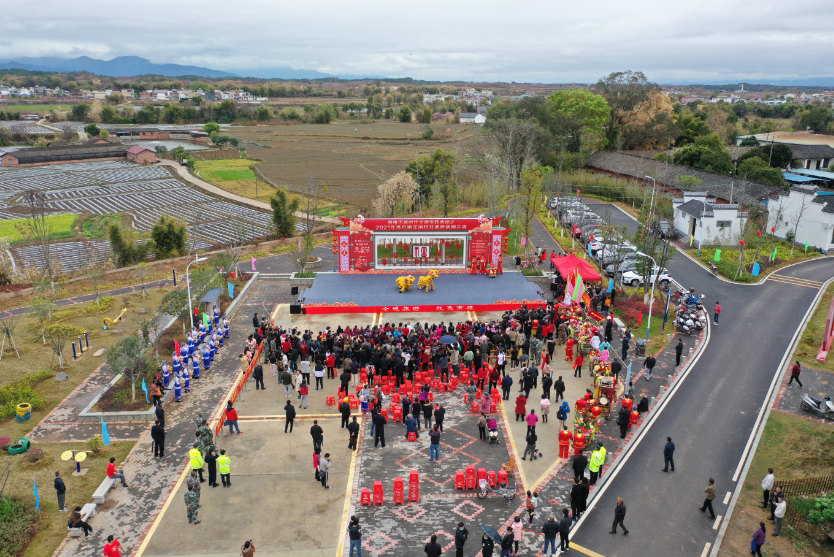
[768, 186, 834, 252]
[672, 192, 749, 247]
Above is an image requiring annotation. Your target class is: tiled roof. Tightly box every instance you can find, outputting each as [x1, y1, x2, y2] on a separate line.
[812, 195, 834, 214]
[676, 199, 713, 218]
[126, 145, 152, 154]
[8, 144, 127, 164]
[585, 151, 780, 206]
[779, 143, 834, 160]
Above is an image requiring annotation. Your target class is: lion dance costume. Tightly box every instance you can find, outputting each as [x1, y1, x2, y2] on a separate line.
[417, 270, 440, 293]
[395, 275, 416, 293]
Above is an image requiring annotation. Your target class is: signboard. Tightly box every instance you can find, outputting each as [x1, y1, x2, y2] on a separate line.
[351, 231, 373, 271]
[469, 231, 491, 264]
[339, 216, 502, 232]
[412, 245, 430, 258]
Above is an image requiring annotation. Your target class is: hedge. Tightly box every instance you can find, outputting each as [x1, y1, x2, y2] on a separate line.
[0, 497, 41, 557]
[0, 370, 52, 422]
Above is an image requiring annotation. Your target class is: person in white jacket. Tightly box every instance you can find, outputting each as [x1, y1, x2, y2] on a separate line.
[318, 453, 332, 489]
[772, 496, 786, 537]
[761, 468, 774, 509]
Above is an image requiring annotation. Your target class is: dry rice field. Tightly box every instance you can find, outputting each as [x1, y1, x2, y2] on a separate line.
[232, 121, 476, 208]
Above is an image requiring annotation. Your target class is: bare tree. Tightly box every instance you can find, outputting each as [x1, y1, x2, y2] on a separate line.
[135, 262, 151, 298]
[18, 191, 56, 280]
[89, 269, 104, 305]
[789, 190, 815, 256]
[0, 312, 21, 360]
[467, 119, 548, 192]
[45, 324, 69, 368]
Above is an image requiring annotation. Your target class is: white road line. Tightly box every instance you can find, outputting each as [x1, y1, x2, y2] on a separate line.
[700, 542, 712, 557]
[713, 516, 722, 530]
[710, 276, 834, 557]
[723, 491, 731, 505]
[731, 278, 829, 481]
[568, 314, 712, 538]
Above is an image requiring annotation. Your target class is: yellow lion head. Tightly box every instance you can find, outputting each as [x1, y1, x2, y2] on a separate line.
[429, 269, 439, 279]
[406, 275, 415, 285]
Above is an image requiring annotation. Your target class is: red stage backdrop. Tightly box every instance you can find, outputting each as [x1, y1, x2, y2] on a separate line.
[333, 215, 510, 273]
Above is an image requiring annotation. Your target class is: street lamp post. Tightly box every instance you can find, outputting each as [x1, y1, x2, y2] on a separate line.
[644, 254, 658, 342]
[186, 255, 208, 330]
[644, 175, 657, 217]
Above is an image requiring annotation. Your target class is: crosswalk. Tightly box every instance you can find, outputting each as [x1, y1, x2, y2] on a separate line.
[766, 274, 825, 289]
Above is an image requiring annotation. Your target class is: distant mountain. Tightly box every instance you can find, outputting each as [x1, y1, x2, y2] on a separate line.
[0, 56, 238, 78]
[228, 67, 383, 80]
[663, 78, 834, 87]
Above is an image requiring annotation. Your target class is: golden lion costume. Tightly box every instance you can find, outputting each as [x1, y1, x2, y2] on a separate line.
[417, 270, 440, 293]
[396, 275, 415, 293]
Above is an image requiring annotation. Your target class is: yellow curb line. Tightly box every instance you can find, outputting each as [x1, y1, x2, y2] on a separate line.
[498, 396, 528, 491]
[529, 455, 569, 493]
[133, 457, 194, 557]
[570, 543, 606, 557]
[335, 416, 361, 557]
[237, 415, 343, 420]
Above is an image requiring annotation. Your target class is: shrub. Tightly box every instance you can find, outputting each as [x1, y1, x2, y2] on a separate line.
[23, 448, 45, 464]
[615, 295, 664, 327]
[0, 372, 51, 422]
[0, 436, 10, 451]
[522, 268, 543, 276]
[0, 497, 41, 557]
[808, 495, 834, 524]
[86, 435, 104, 456]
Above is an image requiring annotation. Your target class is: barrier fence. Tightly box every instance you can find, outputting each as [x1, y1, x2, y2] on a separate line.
[779, 475, 834, 525]
[215, 340, 264, 436]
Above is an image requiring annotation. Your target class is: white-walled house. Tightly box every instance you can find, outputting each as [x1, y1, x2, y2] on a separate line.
[459, 112, 486, 124]
[768, 187, 834, 252]
[672, 192, 749, 247]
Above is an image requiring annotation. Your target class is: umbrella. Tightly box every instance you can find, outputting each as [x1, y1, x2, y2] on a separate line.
[481, 526, 502, 544]
[439, 335, 457, 345]
[519, 354, 529, 362]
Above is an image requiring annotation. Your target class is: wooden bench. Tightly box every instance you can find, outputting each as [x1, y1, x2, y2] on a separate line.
[68, 502, 97, 537]
[92, 477, 115, 504]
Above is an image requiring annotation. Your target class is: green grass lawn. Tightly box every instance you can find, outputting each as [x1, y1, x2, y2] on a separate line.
[794, 282, 834, 373]
[211, 169, 257, 181]
[0, 213, 78, 244]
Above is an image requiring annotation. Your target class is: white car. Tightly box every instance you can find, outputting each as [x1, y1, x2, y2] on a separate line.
[596, 242, 637, 261]
[621, 267, 673, 287]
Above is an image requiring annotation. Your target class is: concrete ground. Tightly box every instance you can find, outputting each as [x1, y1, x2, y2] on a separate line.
[140, 419, 352, 557]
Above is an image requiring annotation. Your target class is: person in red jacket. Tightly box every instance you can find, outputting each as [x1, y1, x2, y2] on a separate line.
[515, 393, 527, 422]
[573, 353, 584, 378]
[326, 353, 336, 379]
[565, 338, 575, 361]
[476, 365, 488, 390]
[224, 401, 241, 434]
[558, 426, 573, 459]
[299, 381, 309, 409]
[104, 535, 122, 557]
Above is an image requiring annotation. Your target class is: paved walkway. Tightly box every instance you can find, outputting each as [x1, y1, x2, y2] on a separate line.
[773, 363, 834, 423]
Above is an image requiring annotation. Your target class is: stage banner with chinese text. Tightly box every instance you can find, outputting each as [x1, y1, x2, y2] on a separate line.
[469, 231, 491, 264]
[351, 231, 373, 271]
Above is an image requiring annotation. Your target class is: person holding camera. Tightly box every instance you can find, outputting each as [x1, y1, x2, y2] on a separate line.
[241, 540, 256, 557]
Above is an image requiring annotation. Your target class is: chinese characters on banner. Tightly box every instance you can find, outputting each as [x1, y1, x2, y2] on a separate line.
[469, 231, 491, 264]
[412, 245, 430, 258]
[351, 231, 373, 271]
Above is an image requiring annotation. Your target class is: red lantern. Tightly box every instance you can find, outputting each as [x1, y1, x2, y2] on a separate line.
[445, 241, 451, 247]
[757, 230, 762, 236]
[575, 399, 587, 412]
[771, 227, 776, 233]
[382, 258, 388, 265]
[591, 405, 602, 418]
[740, 240, 745, 246]
[194, 308, 199, 316]
[230, 272, 236, 278]
[393, 252, 398, 258]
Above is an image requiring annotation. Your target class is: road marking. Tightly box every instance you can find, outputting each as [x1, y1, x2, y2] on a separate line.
[335, 416, 361, 557]
[569, 313, 712, 538]
[700, 542, 712, 557]
[766, 276, 820, 289]
[731, 277, 831, 481]
[567, 543, 606, 557]
[498, 394, 528, 492]
[712, 276, 834, 557]
[713, 515, 722, 530]
[769, 274, 823, 286]
[723, 491, 732, 505]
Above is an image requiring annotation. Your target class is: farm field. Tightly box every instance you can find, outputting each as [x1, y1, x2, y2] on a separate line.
[0, 213, 77, 244]
[232, 121, 476, 207]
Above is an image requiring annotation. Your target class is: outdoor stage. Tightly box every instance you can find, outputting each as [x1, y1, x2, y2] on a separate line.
[302, 271, 545, 314]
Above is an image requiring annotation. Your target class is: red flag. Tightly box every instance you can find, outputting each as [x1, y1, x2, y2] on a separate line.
[638, 311, 643, 326]
[175, 340, 180, 354]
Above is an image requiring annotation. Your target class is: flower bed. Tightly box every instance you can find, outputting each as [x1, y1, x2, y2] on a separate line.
[0, 497, 41, 557]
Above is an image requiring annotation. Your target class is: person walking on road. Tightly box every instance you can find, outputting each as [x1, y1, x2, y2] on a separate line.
[675, 339, 684, 367]
[348, 416, 360, 450]
[285, 400, 296, 433]
[184, 484, 200, 524]
[789, 361, 803, 387]
[750, 522, 766, 556]
[663, 437, 675, 472]
[761, 468, 774, 509]
[699, 478, 716, 519]
[642, 353, 656, 380]
[554, 376, 565, 402]
[541, 514, 559, 556]
[454, 522, 469, 557]
[572, 450, 587, 483]
[610, 497, 629, 535]
[253, 363, 265, 390]
[714, 302, 721, 326]
[54, 471, 67, 511]
[241, 541, 256, 557]
[348, 516, 363, 557]
[621, 327, 631, 361]
[187, 470, 202, 508]
[310, 420, 324, 452]
[319, 453, 331, 488]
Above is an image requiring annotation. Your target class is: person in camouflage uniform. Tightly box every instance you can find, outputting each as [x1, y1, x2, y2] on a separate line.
[185, 485, 200, 524]
[198, 419, 213, 454]
[530, 338, 543, 367]
[187, 470, 202, 508]
[464, 379, 479, 401]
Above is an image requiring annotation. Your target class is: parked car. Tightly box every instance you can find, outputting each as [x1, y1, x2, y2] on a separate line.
[621, 267, 673, 287]
[606, 259, 639, 277]
[577, 223, 603, 241]
[596, 241, 637, 261]
[658, 220, 676, 239]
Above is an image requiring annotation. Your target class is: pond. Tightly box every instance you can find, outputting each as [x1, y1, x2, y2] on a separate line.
[123, 139, 209, 151]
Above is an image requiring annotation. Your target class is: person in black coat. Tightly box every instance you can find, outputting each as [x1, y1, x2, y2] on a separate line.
[434, 405, 446, 432]
[637, 394, 649, 414]
[339, 399, 351, 429]
[401, 395, 411, 424]
[253, 364, 265, 390]
[572, 450, 588, 483]
[604, 318, 613, 343]
[569, 479, 583, 522]
[285, 401, 296, 433]
[480, 533, 495, 557]
[411, 400, 422, 429]
[347, 416, 360, 450]
[675, 339, 684, 367]
[425, 535, 442, 557]
[339, 371, 351, 395]
[617, 406, 630, 441]
[205, 446, 218, 487]
[610, 497, 629, 534]
[422, 400, 433, 429]
[310, 420, 323, 452]
[499, 531, 514, 557]
[541, 373, 553, 399]
[541, 514, 560, 555]
[454, 522, 468, 557]
[663, 436, 675, 472]
[559, 508, 573, 551]
[373, 411, 387, 448]
[151, 419, 166, 458]
[155, 404, 165, 428]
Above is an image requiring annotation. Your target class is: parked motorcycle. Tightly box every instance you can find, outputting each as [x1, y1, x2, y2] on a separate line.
[709, 262, 719, 277]
[800, 394, 834, 420]
[477, 479, 517, 501]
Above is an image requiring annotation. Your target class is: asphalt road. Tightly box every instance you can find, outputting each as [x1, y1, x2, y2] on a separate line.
[570, 202, 834, 557]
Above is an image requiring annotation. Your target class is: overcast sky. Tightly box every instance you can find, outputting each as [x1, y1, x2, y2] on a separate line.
[3, 0, 834, 83]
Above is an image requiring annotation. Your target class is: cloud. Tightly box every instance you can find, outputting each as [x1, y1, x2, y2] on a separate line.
[2, 0, 834, 82]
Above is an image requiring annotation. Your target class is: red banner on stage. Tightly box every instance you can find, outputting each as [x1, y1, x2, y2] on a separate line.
[341, 217, 500, 232]
[215, 340, 264, 436]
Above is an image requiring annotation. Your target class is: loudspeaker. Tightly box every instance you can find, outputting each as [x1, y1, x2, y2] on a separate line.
[290, 286, 299, 295]
[289, 304, 302, 314]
